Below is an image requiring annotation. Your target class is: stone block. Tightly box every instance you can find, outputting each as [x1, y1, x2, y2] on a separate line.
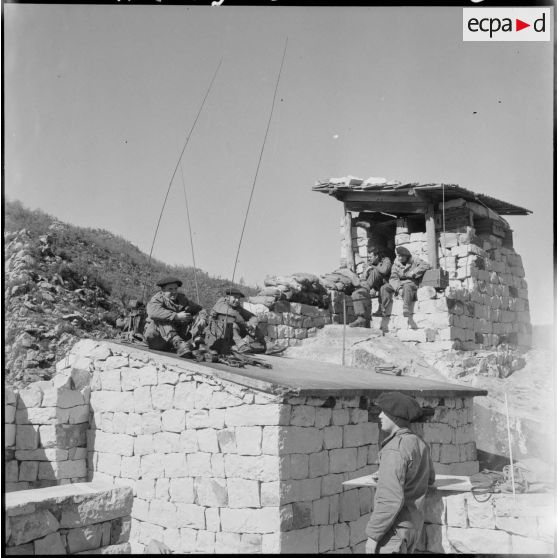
[141, 412, 162, 434]
[445, 493, 467, 527]
[93, 431, 134, 456]
[90, 391, 134, 413]
[511, 535, 554, 554]
[5, 424, 16, 448]
[17, 387, 43, 409]
[315, 408, 332, 429]
[290, 405, 316, 427]
[38, 459, 86, 480]
[423, 423, 453, 444]
[5, 404, 15, 425]
[235, 426, 262, 455]
[358, 486, 373, 514]
[343, 423, 374, 447]
[298, 477, 322, 501]
[277, 426, 324, 454]
[17, 461, 39, 482]
[424, 492, 446, 525]
[322, 473, 344, 496]
[227, 477, 260, 508]
[33, 532, 66, 555]
[332, 409, 350, 426]
[309, 451, 329, 478]
[133, 386, 152, 413]
[439, 444, 460, 464]
[186, 451, 212, 477]
[212, 389, 244, 408]
[445, 526, 511, 553]
[339, 489, 360, 522]
[140, 454, 164, 479]
[349, 514, 369, 546]
[464, 494, 495, 529]
[149, 500, 178, 528]
[163, 452, 187, 478]
[194, 477, 228, 507]
[323, 426, 343, 449]
[161, 409, 186, 432]
[120, 455, 140, 479]
[312, 497, 330, 526]
[280, 526, 319, 553]
[100, 369, 121, 391]
[220, 507, 278, 534]
[9, 510, 60, 546]
[290, 453, 309, 479]
[16, 406, 70, 425]
[215, 532, 241, 554]
[151, 384, 175, 410]
[224, 454, 279, 482]
[225, 404, 286, 427]
[179, 430, 198, 453]
[334, 522, 350, 549]
[67, 524, 103, 553]
[495, 515, 538, 538]
[330, 448, 357, 473]
[158, 368, 179, 385]
[15, 425, 39, 450]
[69, 405, 90, 425]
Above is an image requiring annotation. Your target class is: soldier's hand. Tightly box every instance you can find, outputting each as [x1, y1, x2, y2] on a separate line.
[175, 311, 193, 323]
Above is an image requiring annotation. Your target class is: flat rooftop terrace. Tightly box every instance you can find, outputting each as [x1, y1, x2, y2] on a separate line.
[110, 341, 488, 399]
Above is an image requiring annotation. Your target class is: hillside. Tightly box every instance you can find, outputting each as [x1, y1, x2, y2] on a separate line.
[3, 200, 256, 388]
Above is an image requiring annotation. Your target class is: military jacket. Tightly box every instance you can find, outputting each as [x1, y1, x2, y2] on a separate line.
[361, 257, 393, 289]
[210, 297, 254, 324]
[365, 427, 435, 541]
[389, 256, 430, 288]
[146, 291, 202, 325]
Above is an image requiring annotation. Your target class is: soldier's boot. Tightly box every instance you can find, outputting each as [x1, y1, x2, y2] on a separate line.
[248, 341, 266, 354]
[234, 340, 252, 354]
[173, 338, 194, 358]
[349, 316, 369, 328]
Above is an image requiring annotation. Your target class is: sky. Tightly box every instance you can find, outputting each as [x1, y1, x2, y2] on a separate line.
[3, 3, 554, 324]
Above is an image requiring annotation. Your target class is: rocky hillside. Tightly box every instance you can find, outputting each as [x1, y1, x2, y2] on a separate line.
[4, 200, 255, 388]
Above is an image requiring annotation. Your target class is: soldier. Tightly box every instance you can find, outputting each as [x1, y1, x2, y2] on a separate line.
[365, 392, 435, 554]
[205, 288, 265, 355]
[349, 248, 392, 328]
[375, 246, 430, 318]
[143, 276, 207, 358]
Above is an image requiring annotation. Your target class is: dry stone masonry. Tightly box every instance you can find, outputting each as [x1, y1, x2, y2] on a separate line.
[5, 482, 133, 555]
[5, 339, 486, 553]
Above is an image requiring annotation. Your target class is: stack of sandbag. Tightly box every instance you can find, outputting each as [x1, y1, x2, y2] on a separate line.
[318, 268, 361, 294]
[247, 273, 329, 309]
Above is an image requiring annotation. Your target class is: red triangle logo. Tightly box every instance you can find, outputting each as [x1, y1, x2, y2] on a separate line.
[516, 19, 530, 31]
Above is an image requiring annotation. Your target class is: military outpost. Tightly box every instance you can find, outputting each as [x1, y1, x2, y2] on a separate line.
[5, 174, 553, 555]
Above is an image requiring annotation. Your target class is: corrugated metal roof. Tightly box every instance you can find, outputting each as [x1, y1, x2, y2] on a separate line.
[312, 178, 531, 216]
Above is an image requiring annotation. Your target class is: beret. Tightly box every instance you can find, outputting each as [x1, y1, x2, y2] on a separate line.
[396, 246, 411, 257]
[157, 276, 183, 287]
[376, 391, 422, 422]
[225, 287, 245, 298]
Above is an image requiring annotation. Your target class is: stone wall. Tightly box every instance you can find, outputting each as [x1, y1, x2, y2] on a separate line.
[5, 482, 133, 555]
[5, 339, 482, 553]
[345, 199, 531, 350]
[5, 377, 90, 493]
[417, 490, 553, 553]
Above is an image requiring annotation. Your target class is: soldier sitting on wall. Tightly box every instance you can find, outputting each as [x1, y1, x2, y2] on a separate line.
[375, 247, 430, 318]
[204, 288, 266, 355]
[143, 276, 207, 358]
[349, 248, 392, 328]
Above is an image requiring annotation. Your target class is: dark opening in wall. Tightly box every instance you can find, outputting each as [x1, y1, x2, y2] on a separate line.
[508, 286, 518, 298]
[407, 215, 426, 234]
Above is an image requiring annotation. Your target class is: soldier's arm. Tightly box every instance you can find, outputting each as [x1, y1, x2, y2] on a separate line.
[146, 295, 177, 322]
[183, 301, 203, 315]
[237, 306, 255, 322]
[378, 257, 392, 277]
[365, 448, 406, 542]
[411, 258, 431, 280]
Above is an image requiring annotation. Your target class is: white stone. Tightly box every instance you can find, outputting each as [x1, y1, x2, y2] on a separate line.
[235, 426, 262, 455]
[133, 434, 154, 456]
[141, 412, 162, 434]
[211, 453, 225, 478]
[445, 526, 511, 553]
[69, 405, 90, 425]
[38, 459, 86, 480]
[175, 503, 206, 529]
[5, 423, 16, 447]
[96, 452, 122, 475]
[215, 532, 241, 553]
[94, 431, 135, 456]
[141, 454, 164, 479]
[151, 384, 175, 410]
[261, 481, 280, 506]
[169, 478, 195, 503]
[315, 408, 332, 429]
[261, 426, 279, 455]
[121, 366, 157, 390]
[220, 507, 278, 534]
[224, 454, 279, 482]
[41, 387, 85, 408]
[163, 452, 187, 478]
[174, 382, 197, 410]
[278, 426, 324, 454]
[195, 530, 216, 553]
[158, 368, 179, 385]
[160, 409, 186, 433]
[100, 369, 121, 391]
[330, 448, 357, 473]
[225, 404, 285, 427]
[196, 428, 219, 453]
[17, 387, 43, 409]
[290, 405, 316, 426]
[206, 508, 221, 532]
[121, 455, 141, 479]
[332, 409, 350, 426]
[90, 391, 134, 413]
[187, 452, 212, 477]
[16, 406, 70, 425]
[179, 430, 199, 453]
[133, 386, 152, 413]
[227, 478, 260, 508]
[148, 500, 178, 528]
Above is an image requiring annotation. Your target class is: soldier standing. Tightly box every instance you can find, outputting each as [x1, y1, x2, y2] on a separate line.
[365, 392, 435, 553]
[143, 276, 207, 358]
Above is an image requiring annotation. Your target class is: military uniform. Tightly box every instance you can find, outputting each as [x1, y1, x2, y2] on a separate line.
[378, 250, 430, 316]
[144, 290, 204, 353]
[351, 256, 392, 326]
[205, 295, 264, 354]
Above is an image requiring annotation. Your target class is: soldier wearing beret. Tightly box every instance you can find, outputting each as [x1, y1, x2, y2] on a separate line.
[204, 288, 265, 354]
[365, 392, 435, 554]
[143, 276, 207, 357]
[375, 247, 430, 318]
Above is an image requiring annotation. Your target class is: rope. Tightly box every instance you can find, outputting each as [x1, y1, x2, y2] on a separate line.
[179, 159, 200, 303]
[141, 58, 223, 304]
[230, 38, 288, 285]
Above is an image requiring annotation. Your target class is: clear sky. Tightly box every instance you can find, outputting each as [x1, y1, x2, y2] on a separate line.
[4, 4, 554, 324]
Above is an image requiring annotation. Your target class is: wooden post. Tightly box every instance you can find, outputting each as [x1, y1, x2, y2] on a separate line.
[425, 203, 438, 269]
[343, 206, 355, 271]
